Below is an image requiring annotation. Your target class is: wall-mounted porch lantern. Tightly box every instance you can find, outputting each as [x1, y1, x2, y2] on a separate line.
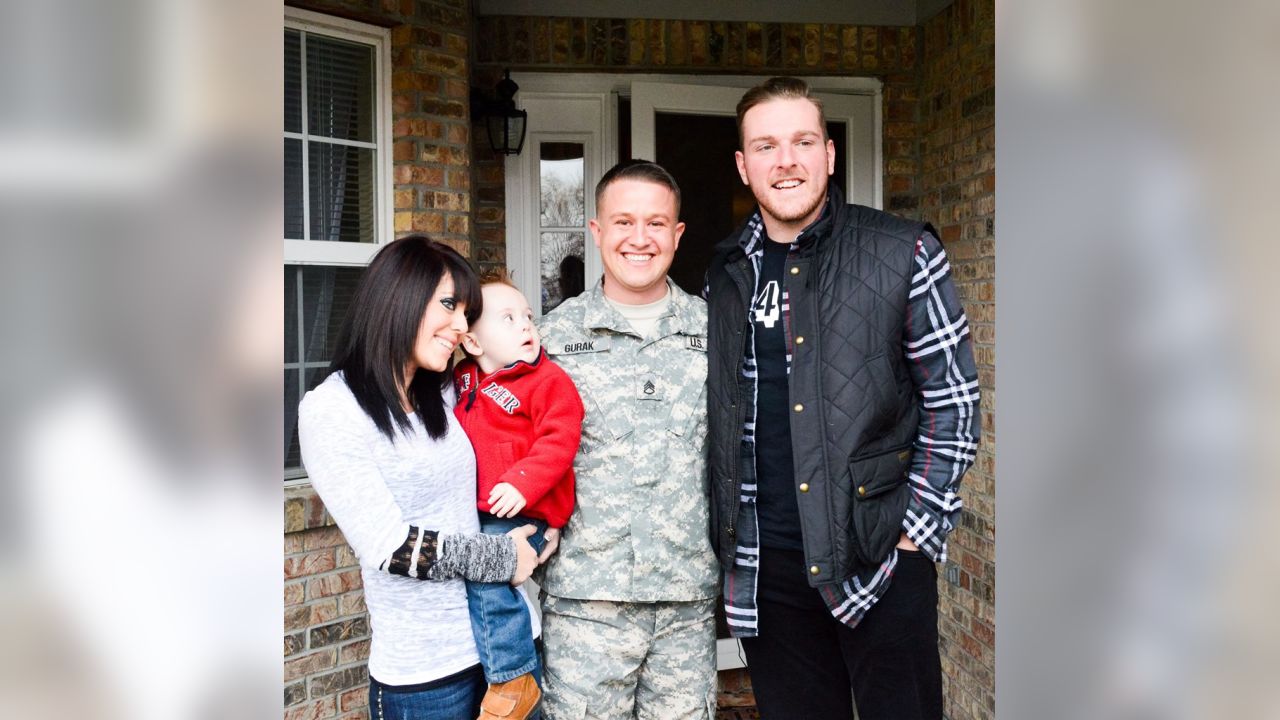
[472, 69, 527, 156]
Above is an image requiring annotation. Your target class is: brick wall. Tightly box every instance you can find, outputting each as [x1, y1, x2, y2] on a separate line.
[917, 2, 995, 719]
[284, 1, 475, 718]
[284, 487, 369, 720]
[473, 16, 918, 75]
[470, 65, 509, 278]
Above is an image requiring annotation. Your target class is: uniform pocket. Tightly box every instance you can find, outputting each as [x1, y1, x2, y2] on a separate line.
[549, 340, 631, 455]
[848, 443, 913, 566]
[573, 386, 633, 456]
[665, 338, 709, 440]
[666, 382, 708, 440]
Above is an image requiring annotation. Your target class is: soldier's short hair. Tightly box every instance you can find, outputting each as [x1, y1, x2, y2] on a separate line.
[593, 160, 681, 218]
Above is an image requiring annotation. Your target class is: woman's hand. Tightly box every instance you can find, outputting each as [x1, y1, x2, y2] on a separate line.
[538, 527, 561, 564]
[506, 524, 538, 585]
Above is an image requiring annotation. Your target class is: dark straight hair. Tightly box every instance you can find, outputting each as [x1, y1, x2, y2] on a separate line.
[327, 235, 483, 441]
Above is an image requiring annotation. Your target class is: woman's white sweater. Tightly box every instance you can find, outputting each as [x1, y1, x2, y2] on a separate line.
[299, 372, 510, 686]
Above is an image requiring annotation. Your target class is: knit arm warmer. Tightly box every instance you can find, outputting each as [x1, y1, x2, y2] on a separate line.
[378, 526, 516, 583]
[299, 378, 515, 585]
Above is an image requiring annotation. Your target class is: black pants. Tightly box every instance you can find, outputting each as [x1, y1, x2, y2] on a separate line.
[739, 547, 943, 720]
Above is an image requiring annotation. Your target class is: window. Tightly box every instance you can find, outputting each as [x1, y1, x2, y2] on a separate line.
[537, 142, 587, 313]
[502, 90, 609, 317]
[284, 9, 391, 481]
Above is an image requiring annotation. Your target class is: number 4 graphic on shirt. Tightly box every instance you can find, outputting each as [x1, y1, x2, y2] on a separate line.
[753, 280, 781, 329]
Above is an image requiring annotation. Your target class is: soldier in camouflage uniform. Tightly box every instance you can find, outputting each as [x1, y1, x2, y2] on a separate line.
[536, 161, 719, 719]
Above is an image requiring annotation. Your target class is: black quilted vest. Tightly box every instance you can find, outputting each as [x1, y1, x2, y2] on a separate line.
[706, 188, 930, 585]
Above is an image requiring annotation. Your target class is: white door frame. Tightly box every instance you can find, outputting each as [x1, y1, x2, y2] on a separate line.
[502, 92, 609, 313]
[505, 72, 883, 314]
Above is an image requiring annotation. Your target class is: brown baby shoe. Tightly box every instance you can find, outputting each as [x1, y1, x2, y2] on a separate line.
[477, 672, 541, 720]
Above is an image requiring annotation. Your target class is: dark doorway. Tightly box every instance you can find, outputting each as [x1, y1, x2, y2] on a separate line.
[654, 111, 754, 295]
[621, 96, 847, 296]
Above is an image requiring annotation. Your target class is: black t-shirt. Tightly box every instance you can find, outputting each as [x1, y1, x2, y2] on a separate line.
[752, 240, 803, 550]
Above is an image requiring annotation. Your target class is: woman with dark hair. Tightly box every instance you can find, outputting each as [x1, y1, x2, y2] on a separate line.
[298, 235, 540, 719]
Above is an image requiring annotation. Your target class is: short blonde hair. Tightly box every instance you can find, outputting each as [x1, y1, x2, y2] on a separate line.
[477, 267, 518, 289]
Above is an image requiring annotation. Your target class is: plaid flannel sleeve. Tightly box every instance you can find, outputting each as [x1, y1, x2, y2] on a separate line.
[900, 231, 981, 563]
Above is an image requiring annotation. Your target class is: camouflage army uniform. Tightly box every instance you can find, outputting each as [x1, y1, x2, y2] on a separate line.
[537, 279, 719, 720]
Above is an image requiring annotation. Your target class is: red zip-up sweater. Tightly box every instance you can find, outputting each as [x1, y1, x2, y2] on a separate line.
[453, 349, 584, 528]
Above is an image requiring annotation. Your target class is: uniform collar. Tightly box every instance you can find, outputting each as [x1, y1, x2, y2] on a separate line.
[581, 277, 702, 338]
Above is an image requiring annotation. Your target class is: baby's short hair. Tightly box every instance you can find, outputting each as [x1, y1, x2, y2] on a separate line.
[478, 267, 518, 289]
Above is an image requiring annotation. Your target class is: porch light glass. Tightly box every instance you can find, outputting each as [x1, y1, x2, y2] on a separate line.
[487, 111, 527, 155]
[485, 71, 527, 155]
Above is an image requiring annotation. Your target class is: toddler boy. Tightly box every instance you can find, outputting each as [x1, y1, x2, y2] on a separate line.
[454, 272, 584, 720]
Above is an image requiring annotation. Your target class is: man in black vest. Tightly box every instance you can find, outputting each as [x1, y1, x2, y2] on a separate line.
[705, 76, 980, 719]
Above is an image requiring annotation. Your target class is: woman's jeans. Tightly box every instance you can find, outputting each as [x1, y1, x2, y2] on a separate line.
[465, 514, 547, 684]
[368, 667, 486, 720]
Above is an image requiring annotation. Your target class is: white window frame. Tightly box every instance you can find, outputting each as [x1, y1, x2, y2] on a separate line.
[284, 8, 392, 484]
[283, 7, 394, 266]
